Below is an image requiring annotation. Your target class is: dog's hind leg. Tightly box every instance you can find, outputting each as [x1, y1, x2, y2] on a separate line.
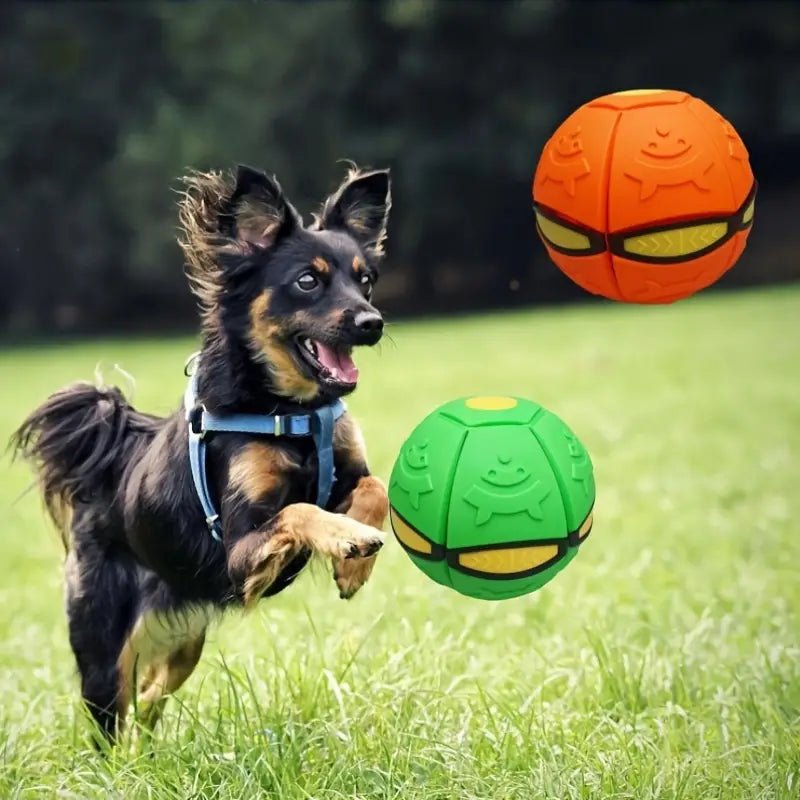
[133, 633, 205, 744]
[65, 532, 139, 747]
[117, 579, 211, 743]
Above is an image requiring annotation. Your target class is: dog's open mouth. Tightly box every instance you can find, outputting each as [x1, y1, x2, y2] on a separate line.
[295, 336, 359, 388]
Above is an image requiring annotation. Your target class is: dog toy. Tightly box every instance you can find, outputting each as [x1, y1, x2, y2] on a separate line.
[388, 396, 595, 600]
[532, 89, 755, 304]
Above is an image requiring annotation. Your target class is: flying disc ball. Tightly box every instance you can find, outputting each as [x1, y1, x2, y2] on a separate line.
[388, 396, 595, 601]
[532, 89, 756, 304]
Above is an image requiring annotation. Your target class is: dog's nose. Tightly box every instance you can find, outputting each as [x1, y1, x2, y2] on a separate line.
[353, 311, 384, 335]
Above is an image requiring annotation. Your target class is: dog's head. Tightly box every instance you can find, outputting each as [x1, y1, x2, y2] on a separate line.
[178, 164, 391, 403]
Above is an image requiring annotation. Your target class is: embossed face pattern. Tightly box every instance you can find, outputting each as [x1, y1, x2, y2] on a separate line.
[484, 456, 530, 488]
[391, 440, 434, 510]
[642, 127, 691, 160]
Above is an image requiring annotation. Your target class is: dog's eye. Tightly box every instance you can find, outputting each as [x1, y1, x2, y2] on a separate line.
[296, 273, 319, 292]
[360, 273, 373, 298]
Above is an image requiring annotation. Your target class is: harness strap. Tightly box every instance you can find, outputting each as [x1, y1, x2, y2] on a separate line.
[311, 403, 337, 513]
[183, 355, 345, 542]
[189, 432, 222, 540]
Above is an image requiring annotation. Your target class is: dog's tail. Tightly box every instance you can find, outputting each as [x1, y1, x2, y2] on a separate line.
[10, 382, 159, 549]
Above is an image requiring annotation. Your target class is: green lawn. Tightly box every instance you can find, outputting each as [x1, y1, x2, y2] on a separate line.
[1, 286, 798, 799]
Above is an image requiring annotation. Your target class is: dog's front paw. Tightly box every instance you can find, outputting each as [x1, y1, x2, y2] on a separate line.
[322, 516, 384, 561]
[342, 528, 384, 560]
[333, 552, 380, 599]
[328, 518, 383, 599]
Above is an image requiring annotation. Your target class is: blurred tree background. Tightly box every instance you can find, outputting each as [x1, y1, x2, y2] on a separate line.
[1, 0, 798, 337]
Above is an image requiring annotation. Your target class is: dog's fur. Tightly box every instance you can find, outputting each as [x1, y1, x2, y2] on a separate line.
[10, 163, 392, 745]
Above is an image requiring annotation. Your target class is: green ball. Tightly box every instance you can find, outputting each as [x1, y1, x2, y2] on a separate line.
[388, 396, 595, 601]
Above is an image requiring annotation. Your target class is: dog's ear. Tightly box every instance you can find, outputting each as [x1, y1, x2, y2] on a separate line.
[318, 169, 391, 256]
[222, 165, 302, 248]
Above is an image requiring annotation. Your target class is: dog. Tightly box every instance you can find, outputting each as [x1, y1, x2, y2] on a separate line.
[11, 162, 392, 745]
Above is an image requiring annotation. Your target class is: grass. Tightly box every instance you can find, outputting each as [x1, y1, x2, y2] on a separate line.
[1, 285, 798, 799]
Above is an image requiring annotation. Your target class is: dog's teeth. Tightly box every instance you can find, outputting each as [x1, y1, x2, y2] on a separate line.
[302, 338, 315, 355]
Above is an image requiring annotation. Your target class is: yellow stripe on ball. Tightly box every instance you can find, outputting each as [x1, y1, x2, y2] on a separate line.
[613, 88, 668, 96]
[458, 544, 560, 575]
[742, 198, 755, 225]
[623, 222, 728, 259]
[465, 396, 518, 411]
[535, 212, 592, 251]
[390, 507, 433, 555]
[578, 510, 594, 540]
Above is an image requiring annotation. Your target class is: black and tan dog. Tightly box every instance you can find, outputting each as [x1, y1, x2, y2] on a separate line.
[11, 163, 392, 744]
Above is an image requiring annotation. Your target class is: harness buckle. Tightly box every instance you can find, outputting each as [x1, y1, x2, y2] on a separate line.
[188, 405, 206, 437]
[274, 415, 283, 436]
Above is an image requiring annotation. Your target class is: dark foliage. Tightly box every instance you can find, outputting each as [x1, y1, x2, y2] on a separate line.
[1, 1, 799, 336]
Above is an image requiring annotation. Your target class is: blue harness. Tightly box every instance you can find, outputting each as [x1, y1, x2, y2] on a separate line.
[183, 354, 346, 541]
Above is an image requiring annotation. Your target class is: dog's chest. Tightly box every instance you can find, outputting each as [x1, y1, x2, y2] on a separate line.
[229, 434, 348, 504]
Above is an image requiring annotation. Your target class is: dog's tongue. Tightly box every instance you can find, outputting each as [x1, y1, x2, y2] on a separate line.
[315, 342, 359, 384]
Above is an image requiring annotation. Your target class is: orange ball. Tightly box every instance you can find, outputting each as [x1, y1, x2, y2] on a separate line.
[532, 89, 756, 304]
